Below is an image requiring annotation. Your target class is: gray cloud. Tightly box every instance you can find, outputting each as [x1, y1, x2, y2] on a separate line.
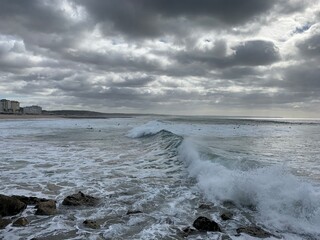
[296, 30, 320, 58]
[0, 0, 83, 34]
[232, 40, 280, 66]
[110, 76, 155, 87]
[282, 62, 320, 91]
[77, 0, 278, 38]
[0, 0, 319, 117]
[175, 40, 280, 69]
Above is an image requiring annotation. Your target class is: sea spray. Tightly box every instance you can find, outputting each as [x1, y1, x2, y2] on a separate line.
[178, 139, 320, 237]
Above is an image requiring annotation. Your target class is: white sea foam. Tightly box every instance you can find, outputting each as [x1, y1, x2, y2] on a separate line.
[127, 120, 165, 138]
[1, 118, 319, 239]
[178, 139, 320, 237]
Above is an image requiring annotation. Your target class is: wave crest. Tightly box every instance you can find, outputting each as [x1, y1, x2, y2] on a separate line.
[127, 121, 165, 138]
[178, 140, 320, 236]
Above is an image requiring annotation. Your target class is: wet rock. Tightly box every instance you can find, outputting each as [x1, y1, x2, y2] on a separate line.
[0, 218, 11, 229]
[198, 204, 212, 210]
[11, 195, 52, 205]
[180, 226, 197, 237]
[83, 219, 100, 229]
[220, 211, 233, 221]
[193, 216, 221, 232]
[62, 191, 99, 206]
[35, 200, 57, 215]
[12, 217, 29, 227]
[222, 200, 236, 208]
[236, 226, 272, 238]
[126, 210, 142, 215]
[221, 234, 232, 240]
[164, 217, 174, 224]
[0, 194, 27, 217]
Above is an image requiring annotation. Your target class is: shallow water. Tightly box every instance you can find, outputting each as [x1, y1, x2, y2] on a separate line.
[1, 117, 320, 239]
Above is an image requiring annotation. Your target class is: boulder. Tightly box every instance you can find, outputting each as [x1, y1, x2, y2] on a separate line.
[11, 195, 52, 205]
[193, 216, 221, 232]
[62, 191, 99, 207]
[220, 211, 233, 221]
[180, 226, 197, 237]
[83, 219, 100, 229]
[0, 218, 11, 229]
[198, 204, 212, 210]
[0, 194, 27, 217]
[35, 200, 57, 215]
[12, 217, 29, 227]
[236, 226, 272, 238]
[126, 210, 142, 215]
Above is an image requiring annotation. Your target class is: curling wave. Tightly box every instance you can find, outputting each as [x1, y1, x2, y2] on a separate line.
[178, 139, 320, 238]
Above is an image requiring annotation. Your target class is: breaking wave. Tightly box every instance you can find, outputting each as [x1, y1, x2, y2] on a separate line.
[129, 120, 320, 239]
[179, 139, 320, 238]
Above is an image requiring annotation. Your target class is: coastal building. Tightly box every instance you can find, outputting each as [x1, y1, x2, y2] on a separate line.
[0, 99, 20, 113]
[0, 100, 4, 113]
[23, 105, 42, 115]
[10, 101, 20, 113]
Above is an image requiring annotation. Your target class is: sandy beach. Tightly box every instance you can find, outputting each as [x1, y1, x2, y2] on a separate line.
[0, 114, 61, 120]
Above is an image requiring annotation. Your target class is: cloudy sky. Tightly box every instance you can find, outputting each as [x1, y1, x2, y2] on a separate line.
[0, 0, 319, 117]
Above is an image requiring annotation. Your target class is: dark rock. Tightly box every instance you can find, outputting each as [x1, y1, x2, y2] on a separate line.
[0, 194, 27, 217]
[193, 216, 221, 232]
[181, 226, 197, 237]
[222, 200, 236, 208]
[12, 217, 29, 227]
[164, 217, 174, 224]
[236, 226, 272, 238]
[0, 218, 11, 229]
[83, 219, 100, 229]
[62, 191, 99, 206]
[126, 210, 142, 215]
[221, 234, 232, 240]
[220, 211, 233, 221]
[11, 195, 52, 205]
[35, 200, 57, 215]
[198, 204, 212, 210]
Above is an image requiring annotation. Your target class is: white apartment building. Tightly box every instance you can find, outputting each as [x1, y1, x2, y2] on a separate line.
[23, 105, 42, 115]
[0, 99, 20, 113]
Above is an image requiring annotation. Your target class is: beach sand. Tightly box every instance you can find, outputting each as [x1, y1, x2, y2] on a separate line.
[0, 114, 61, 120]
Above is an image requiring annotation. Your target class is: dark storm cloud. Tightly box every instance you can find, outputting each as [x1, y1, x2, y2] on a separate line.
[77, 0, 277, 38]
[0, 0, 80, 34]
[232, 40, 280, 66]
[54, 85, 157, 109]
[175, 40, 280, 69]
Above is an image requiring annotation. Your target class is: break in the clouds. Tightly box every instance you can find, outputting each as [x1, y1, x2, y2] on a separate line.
[0, 0, 319, 117]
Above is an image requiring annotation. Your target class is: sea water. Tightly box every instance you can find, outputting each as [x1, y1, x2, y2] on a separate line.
[0, 116, 320, 239]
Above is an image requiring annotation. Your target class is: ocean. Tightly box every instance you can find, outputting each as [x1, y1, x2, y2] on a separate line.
[0, 116, 320, 240]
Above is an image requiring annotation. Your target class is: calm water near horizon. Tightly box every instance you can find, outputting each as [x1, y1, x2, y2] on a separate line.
[1, 116, 320, 239]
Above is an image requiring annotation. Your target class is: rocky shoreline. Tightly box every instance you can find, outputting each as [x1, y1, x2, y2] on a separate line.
[0, 192, 274, 239]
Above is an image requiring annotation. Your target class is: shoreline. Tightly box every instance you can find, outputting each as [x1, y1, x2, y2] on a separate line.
[0, 113, 135, 120]
[0, 114, 62, 120]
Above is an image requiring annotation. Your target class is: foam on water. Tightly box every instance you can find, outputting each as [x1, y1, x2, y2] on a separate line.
[1, 118, 320, 239]
[178, 139, 320, 238]
[129, 120, 320, 239]
[0, 118, 200, 239]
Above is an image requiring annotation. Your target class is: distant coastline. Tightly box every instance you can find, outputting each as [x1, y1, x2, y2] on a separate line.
[0, 114, 60, 120]
[0, 110, 147, 120]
